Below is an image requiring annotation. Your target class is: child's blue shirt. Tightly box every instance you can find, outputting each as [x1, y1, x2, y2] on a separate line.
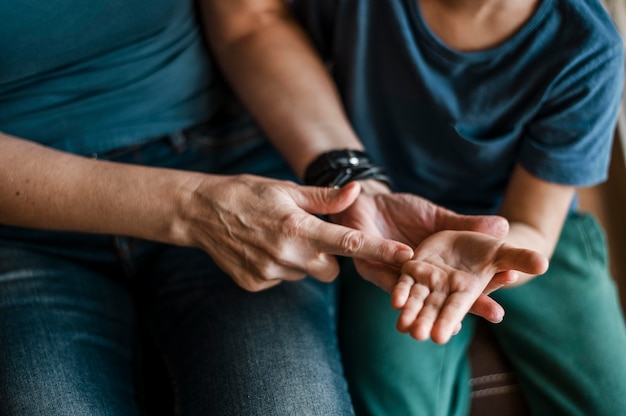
[293, 0, 624, 213]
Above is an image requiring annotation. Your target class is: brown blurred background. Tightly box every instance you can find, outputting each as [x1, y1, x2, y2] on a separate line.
[579, 0, 626, 311]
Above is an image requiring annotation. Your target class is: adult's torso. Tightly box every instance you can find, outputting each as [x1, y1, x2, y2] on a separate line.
[0, 0, 224, 155]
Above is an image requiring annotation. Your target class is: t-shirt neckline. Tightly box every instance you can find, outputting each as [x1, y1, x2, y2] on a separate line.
[406, 0, 554, 62]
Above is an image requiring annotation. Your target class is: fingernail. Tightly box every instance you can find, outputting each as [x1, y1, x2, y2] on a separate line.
[394, 248, 413, 263]
[493, 312, 504, 323]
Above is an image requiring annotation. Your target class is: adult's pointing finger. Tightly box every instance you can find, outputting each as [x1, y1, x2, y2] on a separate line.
[307, 216, 414, 266]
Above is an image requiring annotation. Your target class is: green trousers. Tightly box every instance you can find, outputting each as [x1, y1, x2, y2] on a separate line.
[339, 213, 626, 416]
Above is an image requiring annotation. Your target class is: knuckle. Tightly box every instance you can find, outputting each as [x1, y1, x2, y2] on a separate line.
[281, 212, 308, 241]
[339, 230, 365, 255]
[409, 283, 430, 299]
[402, 261, 428, 277]
[236, 277, 260, 292]
[314, 261, 340, 282]
[256, 262, 280, 281]
[449, 270, 474, 290]
[257, 260, 300, 283]
[265, 244, 288, 264]
[430, 269, 447, 287]
[380, 243, 396, 262]
[273, 251, 294, 270]
[398, 274, 416, 286]
[247, 270, 279, 292]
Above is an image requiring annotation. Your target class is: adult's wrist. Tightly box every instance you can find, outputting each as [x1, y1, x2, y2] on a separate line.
[303, 149, 392, 189]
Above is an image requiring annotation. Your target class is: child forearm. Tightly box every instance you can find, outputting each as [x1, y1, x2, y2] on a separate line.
[498, 165, 576, 286]
[502, 221, 560, 286]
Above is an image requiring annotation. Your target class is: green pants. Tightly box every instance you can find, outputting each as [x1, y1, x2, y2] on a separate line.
[339, 213, 626, 416]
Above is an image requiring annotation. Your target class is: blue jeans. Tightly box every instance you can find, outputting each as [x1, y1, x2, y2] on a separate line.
[0, 117, 354, 415]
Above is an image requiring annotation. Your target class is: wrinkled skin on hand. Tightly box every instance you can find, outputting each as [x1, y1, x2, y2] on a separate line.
[392, 230, 549, 344]
[178, 176, 413, 292]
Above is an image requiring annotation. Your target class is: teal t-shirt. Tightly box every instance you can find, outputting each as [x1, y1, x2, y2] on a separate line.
[0, 0, 224, 155]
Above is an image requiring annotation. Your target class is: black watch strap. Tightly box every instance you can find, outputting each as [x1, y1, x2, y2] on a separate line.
[303, 149, 392, 189]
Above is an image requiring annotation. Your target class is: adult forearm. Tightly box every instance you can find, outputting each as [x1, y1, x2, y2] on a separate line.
[0, 133, 414, 291]
[201, 1, 362, 178]
[0, 133, 201, 245]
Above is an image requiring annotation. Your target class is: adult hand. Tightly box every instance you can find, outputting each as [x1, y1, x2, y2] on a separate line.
[178, 176, 414, 292]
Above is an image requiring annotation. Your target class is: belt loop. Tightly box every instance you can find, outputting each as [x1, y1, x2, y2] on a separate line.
[167, 131, 188, 154]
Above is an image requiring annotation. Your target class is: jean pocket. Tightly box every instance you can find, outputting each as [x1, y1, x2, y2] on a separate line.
[181, 112, 292, 178]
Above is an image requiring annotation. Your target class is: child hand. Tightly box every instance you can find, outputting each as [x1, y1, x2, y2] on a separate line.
[391, 230, 548, 344]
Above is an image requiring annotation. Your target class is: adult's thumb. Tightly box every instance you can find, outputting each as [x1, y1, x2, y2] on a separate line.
[293, 181, 361, 215]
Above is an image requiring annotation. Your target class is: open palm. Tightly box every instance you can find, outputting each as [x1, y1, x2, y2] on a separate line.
[332, 191, 510, 291]
[392, 230, 548, 344]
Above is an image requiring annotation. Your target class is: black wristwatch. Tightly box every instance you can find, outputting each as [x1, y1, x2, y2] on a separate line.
[303, 149, 392, 189]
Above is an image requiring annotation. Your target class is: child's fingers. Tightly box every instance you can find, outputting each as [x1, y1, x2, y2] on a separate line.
[409, 292, 447, 341]
[396, 282, 429, 332]
[391, 274, 416, 309]
[430, 291, 477, 344]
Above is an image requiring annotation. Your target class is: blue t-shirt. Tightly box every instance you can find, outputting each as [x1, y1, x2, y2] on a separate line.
[293, 0, 624, 214]
[0, 0, 224, 156]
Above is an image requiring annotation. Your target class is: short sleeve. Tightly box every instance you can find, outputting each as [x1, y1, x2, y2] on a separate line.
[291, 0, 338, 60]
[519, 41, 625, 186]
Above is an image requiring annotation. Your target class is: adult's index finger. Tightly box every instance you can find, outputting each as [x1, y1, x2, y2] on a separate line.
[309, 218, 413, 265]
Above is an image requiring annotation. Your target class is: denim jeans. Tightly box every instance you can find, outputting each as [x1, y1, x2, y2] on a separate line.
[0, 116, 354, 415]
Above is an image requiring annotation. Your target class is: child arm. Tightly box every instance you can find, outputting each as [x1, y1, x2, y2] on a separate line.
[392, 163, 572, 344]
[498, 164, 576, 286]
